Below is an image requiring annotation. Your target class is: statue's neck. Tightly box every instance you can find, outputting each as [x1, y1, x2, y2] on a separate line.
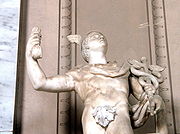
[88, 51, 107, 64]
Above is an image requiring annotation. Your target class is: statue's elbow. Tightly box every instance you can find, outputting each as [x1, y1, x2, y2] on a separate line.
[32, 82, 46, 91]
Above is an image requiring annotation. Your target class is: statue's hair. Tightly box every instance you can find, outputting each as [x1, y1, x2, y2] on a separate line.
[81, 31, 107, 62]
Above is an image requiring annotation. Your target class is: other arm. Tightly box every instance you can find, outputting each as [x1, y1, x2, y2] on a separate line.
[128, 57, 166, 128]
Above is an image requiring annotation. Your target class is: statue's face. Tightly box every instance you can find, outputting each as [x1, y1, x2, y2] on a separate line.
[81, 31, 108, 62]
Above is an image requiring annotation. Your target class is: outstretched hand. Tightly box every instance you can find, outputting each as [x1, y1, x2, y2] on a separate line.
[26, 27, 42, 60]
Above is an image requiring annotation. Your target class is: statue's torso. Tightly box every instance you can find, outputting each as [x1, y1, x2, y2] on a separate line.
[68, 62, 130, 107]
[82, 74, 129, 107]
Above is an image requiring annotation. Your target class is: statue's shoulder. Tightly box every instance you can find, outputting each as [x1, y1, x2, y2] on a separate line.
[66, 65, 82, 80]
[66, 64, 91, 80]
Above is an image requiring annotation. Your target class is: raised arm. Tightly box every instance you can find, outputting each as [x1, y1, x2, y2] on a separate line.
[26, 27, 75, 92]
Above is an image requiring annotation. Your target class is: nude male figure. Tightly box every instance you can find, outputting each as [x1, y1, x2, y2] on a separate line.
[26, 27, 167, 134]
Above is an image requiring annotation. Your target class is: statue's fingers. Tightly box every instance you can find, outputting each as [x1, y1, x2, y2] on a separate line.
[29, 27, 42, 41]
[31, 40, 41, 46]
[31, 27, 41, 35]
[30, 32, 42, 40]
[30, 37, 40, 42]
[150, 101, 155, 116]
[28, 36, 40, 48]
[28, 35, 41, 49]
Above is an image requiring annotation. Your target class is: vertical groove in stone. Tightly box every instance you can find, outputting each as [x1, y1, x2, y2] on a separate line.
[58, 0, 72, 134]
[151, 0, 176, 133]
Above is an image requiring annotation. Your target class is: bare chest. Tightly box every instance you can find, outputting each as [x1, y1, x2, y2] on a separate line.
[75, 72, 129, 101]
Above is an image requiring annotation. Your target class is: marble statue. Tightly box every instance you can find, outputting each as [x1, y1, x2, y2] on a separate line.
[26, 27, 168, 134]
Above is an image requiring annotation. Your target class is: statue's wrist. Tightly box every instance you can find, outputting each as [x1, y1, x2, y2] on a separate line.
[26, 52, 37, 62]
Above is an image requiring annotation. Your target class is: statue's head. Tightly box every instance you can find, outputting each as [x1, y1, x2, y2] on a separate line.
[67, 31, 108, 63]
[81, 31, 108, 62]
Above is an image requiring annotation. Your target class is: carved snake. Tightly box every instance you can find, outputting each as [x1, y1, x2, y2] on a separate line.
[130, 66, 159, 90]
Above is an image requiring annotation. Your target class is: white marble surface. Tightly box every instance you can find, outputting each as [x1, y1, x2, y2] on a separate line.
[0, 0, 20, 131]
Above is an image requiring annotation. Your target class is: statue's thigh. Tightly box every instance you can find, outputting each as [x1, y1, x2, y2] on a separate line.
[82, 105, 105, 134]
[106, 106, 134, 134]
